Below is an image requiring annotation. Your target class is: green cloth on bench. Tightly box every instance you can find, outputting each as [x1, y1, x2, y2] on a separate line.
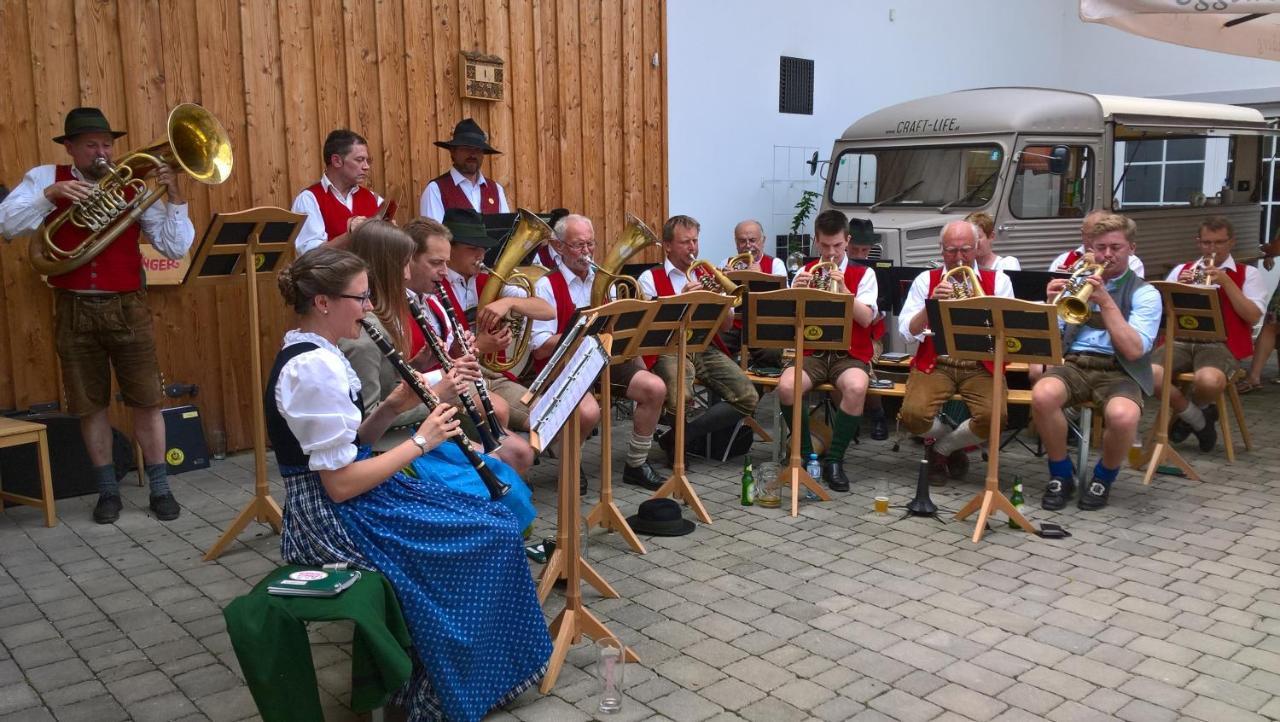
[223, 565, 413, 722]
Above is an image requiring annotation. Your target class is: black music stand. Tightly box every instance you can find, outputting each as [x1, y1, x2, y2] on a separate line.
[582, 299, 662, 554]
[195, 208, 302, 561]
[525, 331, 639, 693]
[725, 270, 787, 371]
[934, 297, 1061, 543]
[1133, 282, 1222, 485]
[748, 288, 853, 517]
[645, 291, 734, 524]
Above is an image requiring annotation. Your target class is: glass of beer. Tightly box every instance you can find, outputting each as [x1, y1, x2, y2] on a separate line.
[755, 463, 781, 508]
[874, 478, 890, 515]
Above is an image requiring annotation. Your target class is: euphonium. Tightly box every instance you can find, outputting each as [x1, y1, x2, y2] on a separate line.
[1189, 252, 1217, 285]
[687, 257, 745, 306]
[589, 212, 659, 305]
[808, 260, 841, 291]
[476, 208, 554, 372]
[31, 103, 233, 277]
[941, 265, 985, 299]
[1054, 252, 1106, 325]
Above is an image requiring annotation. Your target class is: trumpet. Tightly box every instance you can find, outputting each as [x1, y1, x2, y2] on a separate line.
[1189, 252, 1217, 285]
[725, 249, 759, 271]
[686, 257, 744, 305]
[808, 260, 841, 291]
[940, 265, 985, 299]
[1053, 252, 1105, 325]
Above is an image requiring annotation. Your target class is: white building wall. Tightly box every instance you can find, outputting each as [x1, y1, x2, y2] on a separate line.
[667, 0, 1280, 263]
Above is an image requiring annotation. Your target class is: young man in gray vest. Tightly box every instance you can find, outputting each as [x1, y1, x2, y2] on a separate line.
[1031, 213, 1160, 512]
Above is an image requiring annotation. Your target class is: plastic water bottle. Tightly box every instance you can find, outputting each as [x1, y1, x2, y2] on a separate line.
[804, 454, 822, 500]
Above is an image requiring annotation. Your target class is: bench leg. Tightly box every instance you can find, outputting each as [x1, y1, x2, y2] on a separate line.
[37, 431, 56, 528]
[1076, 407, 1092, 477]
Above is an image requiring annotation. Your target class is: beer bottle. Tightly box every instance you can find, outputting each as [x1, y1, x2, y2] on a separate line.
[1008, 477, 1024, 528]
[741, 457, 755, 506]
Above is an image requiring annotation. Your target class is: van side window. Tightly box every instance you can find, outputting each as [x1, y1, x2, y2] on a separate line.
[1113, 137, 1230, 209]
[1009, 145, 1092, 219]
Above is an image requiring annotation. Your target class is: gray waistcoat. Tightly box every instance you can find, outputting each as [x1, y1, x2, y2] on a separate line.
[1061, 270, 1154, 396]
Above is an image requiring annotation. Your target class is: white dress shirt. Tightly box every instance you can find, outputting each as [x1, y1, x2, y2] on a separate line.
[636, 258, 690, 299]
[290, 174, 384, 255]
[789, 257, 880, 318]
[1165, 254, 1268, 316]
[275, 330, 363, 471]
[444, 266, 527, 315]
[987, 255, 1022, 272]
[898, 266, 1015, 344]
[1050, 245, 1145, 277]
[419, 167, 511, 221]
[530, 264, 595, 351]
[0, 164, 194, 258]
[723, 254, 787, 277]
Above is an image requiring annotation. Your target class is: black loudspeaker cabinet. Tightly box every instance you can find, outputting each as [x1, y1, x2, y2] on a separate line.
[0, 413, 131, 501]
[159, 405, 210, 474]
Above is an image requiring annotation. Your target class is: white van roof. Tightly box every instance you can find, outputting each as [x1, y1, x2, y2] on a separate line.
[839, 87, 1272, 141]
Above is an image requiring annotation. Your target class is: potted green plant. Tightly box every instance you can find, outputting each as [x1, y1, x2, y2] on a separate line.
[778, 189, 820, 258]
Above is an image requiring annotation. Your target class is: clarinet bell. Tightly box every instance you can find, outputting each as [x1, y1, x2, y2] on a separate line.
[905, 459, 939, 517]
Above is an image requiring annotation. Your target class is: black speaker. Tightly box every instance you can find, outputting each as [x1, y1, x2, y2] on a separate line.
[0, 413, 131, 501]
[159, 405, 210, 474]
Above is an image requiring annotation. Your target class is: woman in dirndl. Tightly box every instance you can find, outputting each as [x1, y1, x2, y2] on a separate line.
[265, 246, 550, 722]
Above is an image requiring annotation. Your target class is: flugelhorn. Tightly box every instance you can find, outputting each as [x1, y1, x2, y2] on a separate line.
[941, 265, 985, 299]
[31, 103, 233, 277]
[1054, 252, 1105, 325]
[808, 260, 841, 291]
[725, 250, 758, 271]
[1189, 252, 1217, 285]
[687, 257, 745, 305]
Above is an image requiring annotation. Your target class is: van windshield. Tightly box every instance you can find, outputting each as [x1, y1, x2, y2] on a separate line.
[830, 145, 1003, 209]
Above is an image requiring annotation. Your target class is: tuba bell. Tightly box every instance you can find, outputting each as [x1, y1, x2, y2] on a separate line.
[477, 208, 555, 372]
[1053, 252, 1105, 324]
[589, 212, 659, 306]
[31, 103, 233, 277]
[941, 265, 985, 299]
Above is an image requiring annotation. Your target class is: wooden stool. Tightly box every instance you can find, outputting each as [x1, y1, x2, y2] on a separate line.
[0, 417, 57, 527]
[1176, 369, 1252, 462]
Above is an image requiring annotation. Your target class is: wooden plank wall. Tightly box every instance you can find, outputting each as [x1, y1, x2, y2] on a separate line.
[0, 0, 668, 452]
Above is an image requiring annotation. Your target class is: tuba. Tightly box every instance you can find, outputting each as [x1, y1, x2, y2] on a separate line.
[31, 103, 233, 277]
[589, 212, 659, 306]
[1189, 252, 1216, 285]
[941, 265, 985, 299]
[477, 208, 555, 372]
[1053, 252, 1106, 324]
[808, 260, 841, 291]
[687, 257, 745, 305]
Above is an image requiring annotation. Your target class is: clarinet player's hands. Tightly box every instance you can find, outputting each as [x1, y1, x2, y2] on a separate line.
[385, 378, 424, 414]
[414, 404, 462, 451]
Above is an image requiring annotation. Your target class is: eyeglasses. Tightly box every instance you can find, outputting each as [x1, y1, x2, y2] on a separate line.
[336, 290, 373, 303]
[564, 241, 596, 253]
[941, 246, 974, 255]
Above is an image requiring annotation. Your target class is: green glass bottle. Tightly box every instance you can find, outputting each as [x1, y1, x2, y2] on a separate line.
[741, 457, 755, 506]
[1008, 478, 1024, 528]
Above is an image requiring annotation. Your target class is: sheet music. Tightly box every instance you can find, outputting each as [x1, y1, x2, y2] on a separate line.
[530, 336, 609, 447]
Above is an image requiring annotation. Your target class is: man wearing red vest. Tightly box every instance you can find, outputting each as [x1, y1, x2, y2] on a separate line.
[719, 219, 786, 370]
[530, 214, 666, 490]
[775, 211, 879, 491]
[637, 215, 760, 465]
[899, 221, 1015, 484]
[420, 119, 511, 222]
[1050, 209, 1145, 276]
[440, 208, 553, 433]
[291, 129, 384, 255]
[1155, 216, 1266, 452]
[0, 107, 193, 524]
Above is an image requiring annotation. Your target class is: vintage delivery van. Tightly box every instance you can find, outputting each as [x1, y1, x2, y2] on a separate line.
[819, 87, 1274, 275]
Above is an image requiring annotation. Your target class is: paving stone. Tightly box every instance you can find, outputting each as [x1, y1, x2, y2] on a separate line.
[867, 689, 943, 722]
[998, 681, 1063, 716]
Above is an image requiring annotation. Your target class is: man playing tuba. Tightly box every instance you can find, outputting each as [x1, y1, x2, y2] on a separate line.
[898, 220, 1014, 484]
[1153, 216, 1266, 452]
[1032, 213, 1161, 512]
[0, 107, 194, 524]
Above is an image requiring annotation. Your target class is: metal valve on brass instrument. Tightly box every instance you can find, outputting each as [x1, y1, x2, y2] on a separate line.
[1053, 252, 1105, 325]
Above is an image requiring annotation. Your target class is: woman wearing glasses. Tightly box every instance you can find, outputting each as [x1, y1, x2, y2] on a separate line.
[267, 244, 550, 722]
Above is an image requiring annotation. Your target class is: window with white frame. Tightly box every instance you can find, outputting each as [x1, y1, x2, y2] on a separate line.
[1113, 137, 1230, 209]
[1263, 134, 1279, 244]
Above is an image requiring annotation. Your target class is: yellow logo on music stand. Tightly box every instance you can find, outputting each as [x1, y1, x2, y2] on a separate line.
[254, 253, 267, 270]
[166, 448, 185, 466]
[1178, 315, 1200, 330]
[1006, 337, 1022, 353]
[804, 325, 823, 341]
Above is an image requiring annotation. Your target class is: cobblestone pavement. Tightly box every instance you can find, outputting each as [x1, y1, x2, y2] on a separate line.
[4, 380, 1280, 722]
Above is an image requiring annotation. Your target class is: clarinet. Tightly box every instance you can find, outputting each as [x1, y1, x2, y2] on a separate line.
[405, 295, 502, 454]
[358, 319, 511, 500]
[433, 287, 505, 440]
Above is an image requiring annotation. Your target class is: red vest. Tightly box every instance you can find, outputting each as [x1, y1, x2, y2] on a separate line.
[802, 260, 875, 363]
[414, 296, 450, 373]
[433, 171, 501, 214]
[46, 165, 145, 292]
[529, 271, 579, 376]
[306, 182, 381, 241]
[535, 246, 558, 270]
[1172, 260, 1254, 360]
[1059, 248, 1084, 270]
[910, 267, 998, 374]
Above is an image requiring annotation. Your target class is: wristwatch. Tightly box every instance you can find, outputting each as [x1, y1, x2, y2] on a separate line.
[411, 435, 429, 456]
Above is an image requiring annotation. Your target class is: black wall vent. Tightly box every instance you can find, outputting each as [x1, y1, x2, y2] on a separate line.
[779, 56, 814, 115]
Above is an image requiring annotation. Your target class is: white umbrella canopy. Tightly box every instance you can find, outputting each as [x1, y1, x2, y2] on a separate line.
[1080, 0, 1280, 61]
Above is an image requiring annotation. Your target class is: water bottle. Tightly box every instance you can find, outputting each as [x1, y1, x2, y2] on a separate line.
[804, 454, 822, 500]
